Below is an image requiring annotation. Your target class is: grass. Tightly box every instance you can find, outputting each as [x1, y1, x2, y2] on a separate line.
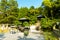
[43, 31, 59, 40]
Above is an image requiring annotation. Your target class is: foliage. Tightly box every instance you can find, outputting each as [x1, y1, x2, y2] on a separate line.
[23, 22, 30, 27]
[0, 0, 60, 39]
[43, 31, 58, 40]
[40, 0, 60, 30]
[0, 0, 19, 24]
[42, 0, 60, 19]
[0, 0, 60, 28]
[41, 18, 56, 28]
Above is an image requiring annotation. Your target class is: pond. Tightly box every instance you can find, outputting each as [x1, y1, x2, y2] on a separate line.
[0, 32, 45, 40]
[18, 35, 45, 40]
[0, 33, 5, 40]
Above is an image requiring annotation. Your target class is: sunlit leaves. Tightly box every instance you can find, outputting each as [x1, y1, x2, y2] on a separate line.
[43, 0, 52, 8]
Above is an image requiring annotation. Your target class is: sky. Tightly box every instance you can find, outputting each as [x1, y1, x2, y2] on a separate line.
[17, 0, 42, 8]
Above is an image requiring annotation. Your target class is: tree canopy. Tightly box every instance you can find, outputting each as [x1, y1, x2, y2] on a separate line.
[0, 0, 60, 27]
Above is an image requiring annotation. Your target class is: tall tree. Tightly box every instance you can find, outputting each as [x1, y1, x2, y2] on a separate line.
[0, 0, 7, 12]
[19, 7, 28, 18]
[0, 0, 19, 24]
[42, 0, 60, 19]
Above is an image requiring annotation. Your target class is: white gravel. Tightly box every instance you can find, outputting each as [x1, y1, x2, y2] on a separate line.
[0, 31, 44, 40]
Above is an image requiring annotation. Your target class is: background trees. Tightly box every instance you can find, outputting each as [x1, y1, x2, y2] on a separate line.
[41, 0, 60, 30]
[0, 0, 19, 24]
[0, 0, 60, 28]
[42, 0, 60, 19]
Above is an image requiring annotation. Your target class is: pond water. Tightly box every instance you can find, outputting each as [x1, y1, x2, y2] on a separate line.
[0, 31, 45, 40]
[0, 33, 5, 40]
[18, 34, 45, 40]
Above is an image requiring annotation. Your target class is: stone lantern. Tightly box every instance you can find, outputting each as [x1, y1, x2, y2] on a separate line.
[18, 18, 30, 36]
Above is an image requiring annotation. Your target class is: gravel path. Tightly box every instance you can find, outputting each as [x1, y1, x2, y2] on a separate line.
[0, 31, 44, 40]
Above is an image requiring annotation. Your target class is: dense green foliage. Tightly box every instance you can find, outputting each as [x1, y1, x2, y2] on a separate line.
[41, 0, 60, 29]
[42, 0, 60, 19]
[43, 31, 58, 40]
[0, 0, 60, 28]
[0, 0, 18, 24]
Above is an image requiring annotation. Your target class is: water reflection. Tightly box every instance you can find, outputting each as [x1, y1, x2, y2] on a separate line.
[36, 36, 45, 40]
[18, 36, 36, 40]
[0, 33, 5, 40]
[18, 35, 45, 40]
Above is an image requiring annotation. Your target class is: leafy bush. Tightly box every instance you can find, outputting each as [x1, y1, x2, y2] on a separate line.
[41, 18, 56, 29]
[23, 22, 30, 27]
